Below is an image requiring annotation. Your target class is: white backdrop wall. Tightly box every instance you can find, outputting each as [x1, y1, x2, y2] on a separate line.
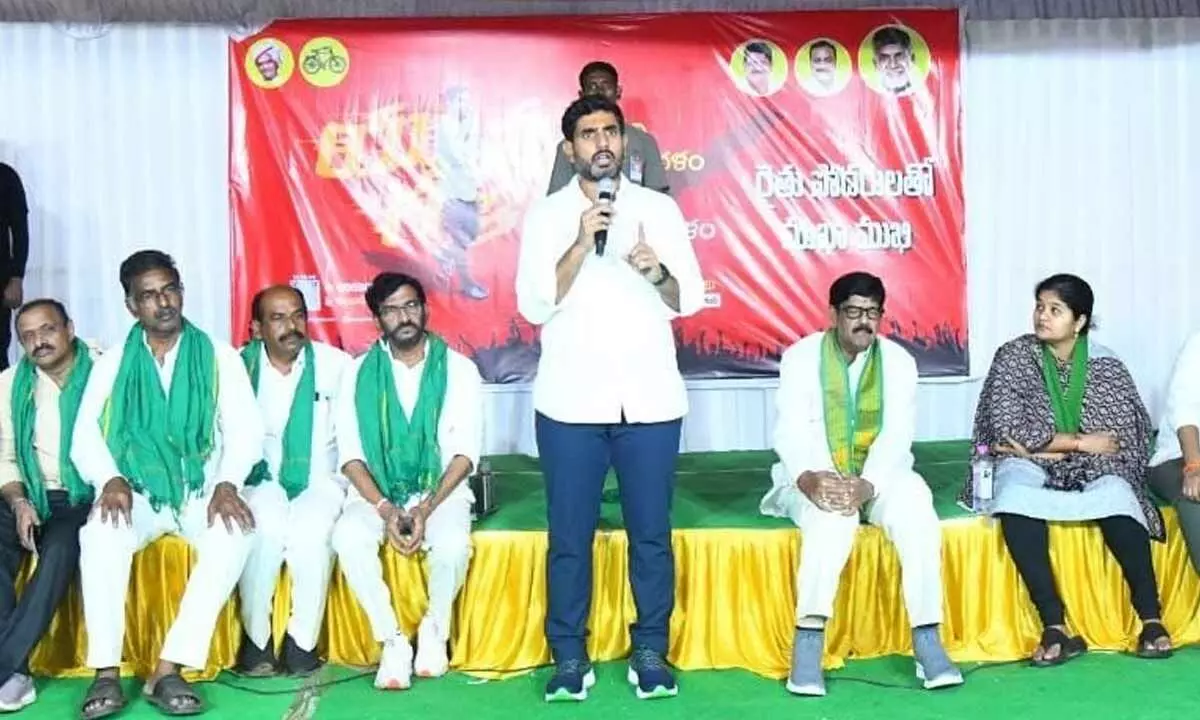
[1, 17, 1198, 456]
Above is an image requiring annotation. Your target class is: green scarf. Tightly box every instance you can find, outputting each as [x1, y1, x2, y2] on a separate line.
[101, 321, 218, 513]
[1041, 336, 1088, 433]
[355, 335, 448, 503]
[12, 339, 96, 521]
[819, 331, 884, 476]
[241, 338, 315, 500]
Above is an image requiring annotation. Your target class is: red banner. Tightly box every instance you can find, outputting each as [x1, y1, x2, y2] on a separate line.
[230, 10, 966, 382]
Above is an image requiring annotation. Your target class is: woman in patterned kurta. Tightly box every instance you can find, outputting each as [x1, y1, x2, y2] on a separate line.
[960, 274, 1172, 667]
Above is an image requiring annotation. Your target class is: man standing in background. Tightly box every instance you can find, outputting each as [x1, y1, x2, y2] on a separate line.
[0, 164, 29, 371]
[546, 62, 670, 196]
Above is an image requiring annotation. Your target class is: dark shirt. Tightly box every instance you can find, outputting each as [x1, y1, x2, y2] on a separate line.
[0, 163, 29, 281]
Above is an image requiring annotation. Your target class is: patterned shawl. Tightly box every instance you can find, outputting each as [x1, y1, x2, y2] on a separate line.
[959, 334, 1162, 541]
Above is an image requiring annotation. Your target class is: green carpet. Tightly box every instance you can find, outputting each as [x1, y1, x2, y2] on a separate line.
[26, 650, 1200, 718]
[477, 440, 975, 531]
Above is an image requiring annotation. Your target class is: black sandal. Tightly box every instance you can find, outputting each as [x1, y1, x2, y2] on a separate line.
[1030, 627, 1087, 667]
[1135, 621, 1173, 659]
[143, 673, 206, 716]
[79, 675, 127, 720]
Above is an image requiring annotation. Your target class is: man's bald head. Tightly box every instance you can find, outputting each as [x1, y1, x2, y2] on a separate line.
[250, 284, 309, 362]
[251, 285, 307, 323]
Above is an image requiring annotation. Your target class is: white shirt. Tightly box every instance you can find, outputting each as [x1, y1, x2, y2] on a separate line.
[0, 365, 66, 491]
[1151, 331, 1200, 467]
[336, 339, 483, 499]
[515, 175, 705, 424]
[767, 332, 917, 505]
[254, 340, 351, 491]
[71, 327, 265, 495]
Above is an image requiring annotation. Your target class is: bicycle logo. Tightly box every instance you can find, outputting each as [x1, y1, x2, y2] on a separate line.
[299, 37, 350, 87]
[302, 45, 347, 75]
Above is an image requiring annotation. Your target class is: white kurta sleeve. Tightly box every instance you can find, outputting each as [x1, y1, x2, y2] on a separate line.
[437, 354, 484, 473]
[69, 348, 123, 488]
[651, 198, 705, 319]
[772, 344, 833, 483]
[336, 357, 367, 471]
[209, 343, 265, 492]
[514, 201, 563, 326]
[1165, 333, 1200, 436]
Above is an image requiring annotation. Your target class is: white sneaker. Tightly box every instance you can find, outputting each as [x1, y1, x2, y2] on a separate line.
[0, 673, 36, 711]
[414, 616, 450, 678]
[374, 634, 413, 690]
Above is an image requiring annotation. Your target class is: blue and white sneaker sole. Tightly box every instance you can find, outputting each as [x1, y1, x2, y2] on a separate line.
[627, 668, 679, 699]
[785, 678, 826, 696]
[915, 662, 964, 690]
[544, 668, 596, 702]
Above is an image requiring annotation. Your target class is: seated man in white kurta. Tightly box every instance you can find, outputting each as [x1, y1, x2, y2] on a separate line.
[331, 272, 482, 690]
[71, 250, 264, 717]
[235, 285, 352, 677]
[761, 272, 961, 697]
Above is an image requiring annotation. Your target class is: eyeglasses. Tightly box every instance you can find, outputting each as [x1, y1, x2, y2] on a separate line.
[379, 300, 424, 318]
[840, 305, 882, 320]
[133, 283, 183, 306]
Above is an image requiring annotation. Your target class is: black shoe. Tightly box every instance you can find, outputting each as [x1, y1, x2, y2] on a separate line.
[281, 634, 323, 677]
[233, 631, 277, 677]
[544, 658, 595, 702]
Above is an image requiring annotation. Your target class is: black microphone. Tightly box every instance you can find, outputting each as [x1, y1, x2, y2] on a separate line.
[595, 176, 616, 256]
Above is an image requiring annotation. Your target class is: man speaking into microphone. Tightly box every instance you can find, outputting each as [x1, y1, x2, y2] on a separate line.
[516, 95, 704, 703]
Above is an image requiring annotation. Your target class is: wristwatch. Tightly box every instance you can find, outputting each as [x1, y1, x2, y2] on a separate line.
[652, 263, 672, 286]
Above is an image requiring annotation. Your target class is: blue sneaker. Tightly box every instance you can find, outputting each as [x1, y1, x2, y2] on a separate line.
[626, 647, 678, 699]
[544, 658, 596, 702]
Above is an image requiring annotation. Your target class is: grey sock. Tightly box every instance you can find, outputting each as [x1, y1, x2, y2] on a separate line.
[912, 625, 957, 679]
[788, 627, 826, 693]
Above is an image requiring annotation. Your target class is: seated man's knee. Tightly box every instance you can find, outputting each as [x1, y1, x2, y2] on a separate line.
[331, 517, 374, 558]
[892, 477, 935, 507]
[806, 506, 861, 535]
[428, 537, 472, 569]
[80, 516, 137, 556]
[801, 510, 860, 554]
[198, 520, 254, 557]
[287, 524, 336, 564]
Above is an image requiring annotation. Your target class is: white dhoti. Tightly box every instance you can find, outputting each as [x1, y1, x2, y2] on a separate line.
[79, 491, 254, 670]
[237, 479, 344, 651]
[330, 486, 473, 642]
[762, 462, 944, 627]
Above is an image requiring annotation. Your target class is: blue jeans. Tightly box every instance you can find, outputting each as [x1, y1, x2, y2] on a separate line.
[536, 412, 682, 661]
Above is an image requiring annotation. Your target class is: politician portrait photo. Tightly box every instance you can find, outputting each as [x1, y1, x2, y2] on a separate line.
[795, 37, 852, 97]
[858, 24, 932, 97]
[730, 39, 787, 97]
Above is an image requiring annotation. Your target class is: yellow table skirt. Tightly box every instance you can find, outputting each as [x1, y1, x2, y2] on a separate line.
[24, 509, 1200, 681]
